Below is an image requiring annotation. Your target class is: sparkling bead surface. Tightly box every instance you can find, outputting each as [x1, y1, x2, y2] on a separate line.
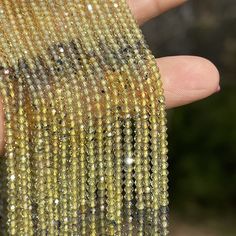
[0, 0, 168, 235]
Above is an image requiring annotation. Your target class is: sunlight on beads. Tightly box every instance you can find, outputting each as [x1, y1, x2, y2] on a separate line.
[0, 0, 168, 235]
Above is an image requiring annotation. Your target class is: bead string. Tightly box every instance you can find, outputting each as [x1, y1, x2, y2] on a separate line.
[0, 1, 168, 235]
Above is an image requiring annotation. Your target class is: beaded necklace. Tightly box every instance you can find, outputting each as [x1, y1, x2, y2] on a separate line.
[0, 1, 168, 235]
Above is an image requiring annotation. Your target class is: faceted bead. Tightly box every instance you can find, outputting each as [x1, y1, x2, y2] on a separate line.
[0, 1, 168, 235]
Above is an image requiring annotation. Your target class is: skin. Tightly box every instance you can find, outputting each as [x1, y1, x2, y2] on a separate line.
[0, 0, 220, 155]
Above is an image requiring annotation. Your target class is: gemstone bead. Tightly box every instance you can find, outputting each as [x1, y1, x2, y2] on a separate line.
[0, 1, 168, 235]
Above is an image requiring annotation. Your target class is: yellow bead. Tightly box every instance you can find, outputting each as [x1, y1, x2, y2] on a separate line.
[0, 0, 168, 235]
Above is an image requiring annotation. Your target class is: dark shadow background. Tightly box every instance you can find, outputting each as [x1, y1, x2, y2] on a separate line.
[142, 1, 236, 235]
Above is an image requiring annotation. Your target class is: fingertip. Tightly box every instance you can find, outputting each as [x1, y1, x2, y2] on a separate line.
[197, 56, 220, 94]
[128, 0, 188, 25]
[156, 56, 220, 109]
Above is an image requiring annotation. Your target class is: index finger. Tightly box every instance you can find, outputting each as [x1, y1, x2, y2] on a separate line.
[127, 0, 187, 25]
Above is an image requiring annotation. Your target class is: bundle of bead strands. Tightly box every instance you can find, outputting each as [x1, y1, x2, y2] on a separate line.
[0, 0, 168, 235]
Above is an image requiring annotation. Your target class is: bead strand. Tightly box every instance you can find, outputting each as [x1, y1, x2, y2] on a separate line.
[0, 77, 18, 235]
[0, 1, 169, 235]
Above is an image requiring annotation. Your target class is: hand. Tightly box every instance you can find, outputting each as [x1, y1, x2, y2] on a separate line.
[128, 0, 220, 108]
[0, 0, 220, 155]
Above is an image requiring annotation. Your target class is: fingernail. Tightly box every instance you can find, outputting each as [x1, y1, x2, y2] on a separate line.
[216, 85, 221, 92]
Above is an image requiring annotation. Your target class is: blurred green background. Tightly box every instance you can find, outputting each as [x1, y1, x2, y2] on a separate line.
[142, 0, 236, 235]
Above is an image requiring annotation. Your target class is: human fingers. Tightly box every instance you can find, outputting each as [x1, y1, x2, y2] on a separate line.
[157, 56, 220, 109]
[128, 0, 187, 25]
